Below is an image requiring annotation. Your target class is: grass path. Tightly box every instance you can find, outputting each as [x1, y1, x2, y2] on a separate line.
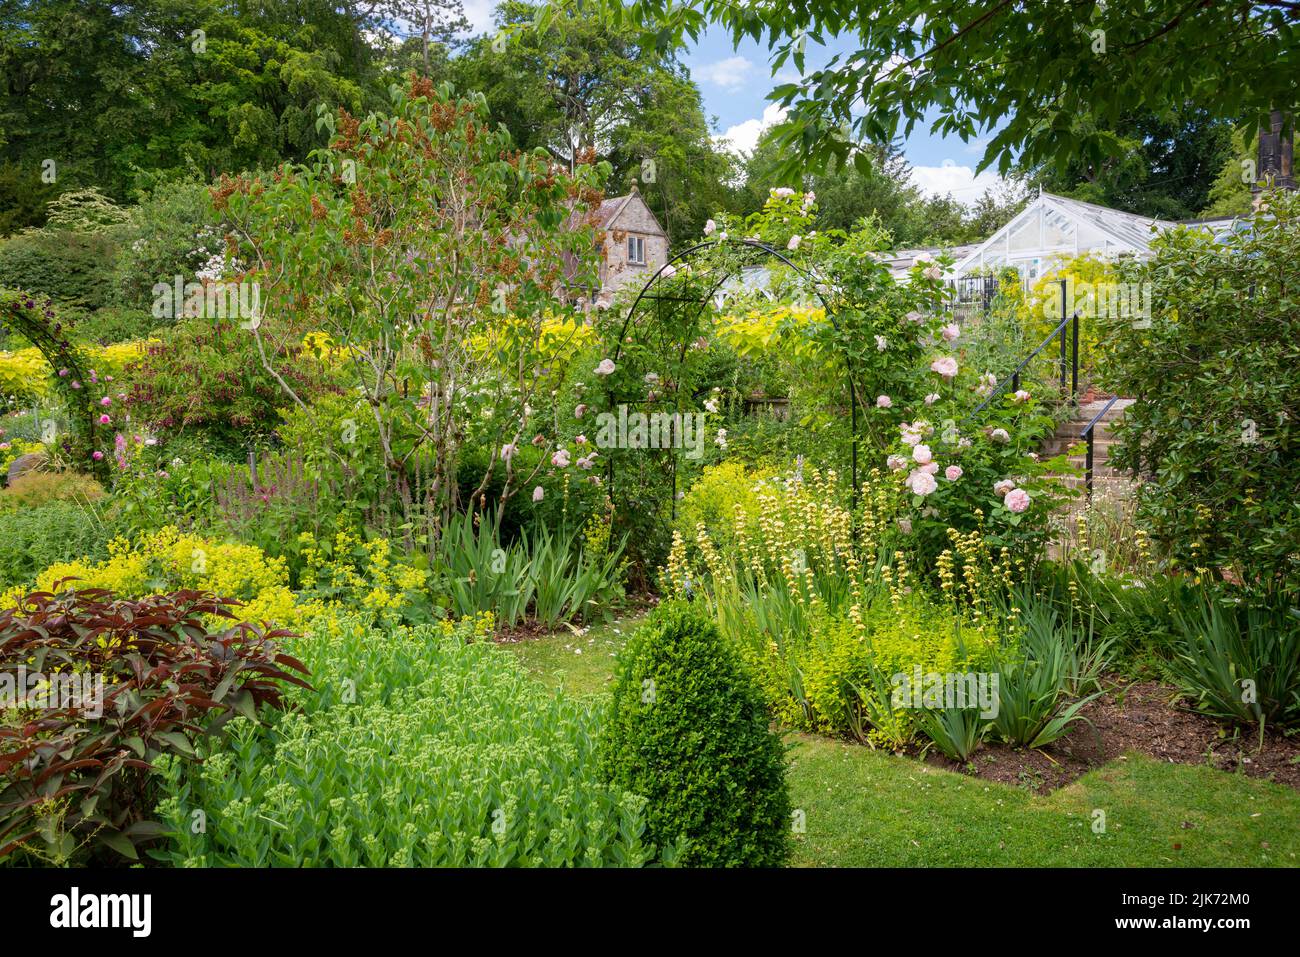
[503, 614, 1300, 867]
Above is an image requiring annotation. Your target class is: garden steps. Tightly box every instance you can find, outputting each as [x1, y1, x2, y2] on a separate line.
[1042, 398, 1137, 494]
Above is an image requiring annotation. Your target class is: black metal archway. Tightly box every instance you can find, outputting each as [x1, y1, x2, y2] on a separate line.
[601, 236, 861, 521]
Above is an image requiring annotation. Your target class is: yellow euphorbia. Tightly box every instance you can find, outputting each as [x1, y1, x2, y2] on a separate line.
[4, 526, 311, 629]
[0, 339, 154, 402]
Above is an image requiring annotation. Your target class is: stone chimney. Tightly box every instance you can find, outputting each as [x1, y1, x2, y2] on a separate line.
[1255, 110, 1295, 198]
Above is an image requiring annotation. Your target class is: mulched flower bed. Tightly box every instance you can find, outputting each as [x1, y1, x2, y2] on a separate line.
[924, 677, 1300, 793]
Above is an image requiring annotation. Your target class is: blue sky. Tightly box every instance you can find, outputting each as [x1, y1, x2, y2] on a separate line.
[460, 2, 1006, 203]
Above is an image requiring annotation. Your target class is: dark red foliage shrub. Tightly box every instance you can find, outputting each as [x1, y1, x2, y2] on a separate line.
[0, 587, 310, 865]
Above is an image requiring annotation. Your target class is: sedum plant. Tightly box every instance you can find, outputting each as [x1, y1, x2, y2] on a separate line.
[155, 616, 663, 867]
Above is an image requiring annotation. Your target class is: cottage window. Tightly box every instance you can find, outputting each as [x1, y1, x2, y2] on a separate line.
[627, 236, 646, 265]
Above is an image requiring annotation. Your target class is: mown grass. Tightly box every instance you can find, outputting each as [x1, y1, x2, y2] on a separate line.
[504, 615, 1300, 868]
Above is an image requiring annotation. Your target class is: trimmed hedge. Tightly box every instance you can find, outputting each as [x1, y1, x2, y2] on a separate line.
[600, 601, 792, 867]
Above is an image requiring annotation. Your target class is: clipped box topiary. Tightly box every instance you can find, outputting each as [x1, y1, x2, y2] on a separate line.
[599, 600, 791, 867]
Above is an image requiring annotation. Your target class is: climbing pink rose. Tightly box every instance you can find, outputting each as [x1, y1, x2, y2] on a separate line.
[930, 357, 959, 380]
[594, 358, 616, 376]
[945, 465, 963, 482]
[98, 414, 111, 425]
[1013, 389, 1031, 403]
[99, 396, 111, 407]
[994, 479, 1017, 497]
[532, 486, 544, 503]
[551, 448, 571, 468]
[574, 403, 587, 418]
[912, 444, 933, 465]
[921, 461, 940, 475]
[876, 394, 892, 409]
[1004, 488, 1031, 513]
[92, 451, 104, 461]
[887, 454, 907, 471]
[906, 470, 938, 496]
[941, 323, 960, 342]
[575, 434, 587, 446]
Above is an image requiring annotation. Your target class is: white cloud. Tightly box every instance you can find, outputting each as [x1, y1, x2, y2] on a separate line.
[695, 56, 755, 91]
[909, 159, 1005, 205]
[715, 104, 787, 157]
[461, 0, 497, 34]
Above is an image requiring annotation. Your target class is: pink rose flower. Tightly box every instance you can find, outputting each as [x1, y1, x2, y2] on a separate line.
[1004, 488, 1031, 513]
[945, 465, 963, 481]
[575, 404, 587, 418]
[1013, 389, 1030, 403]
[551, 448, 571, 468]
[912, 444, 933, 465]
[532, 486, 544, 503]
[594, 359, 616, 376]
[994, 479, 1017, 497]
[100, 396, 112, 407]
[98, 414, 111, 425]
[941, 323, 960, 342]
[921, 461, 939, 475]
[990, 428, 1010, 444]
[876, 394, 892, 409]
[887, 454, 907, 471]
[906, 470, 938, 496]
[930, 357, 959, 380]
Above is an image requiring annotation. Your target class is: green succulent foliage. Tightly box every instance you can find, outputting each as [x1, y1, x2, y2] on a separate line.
[600, 600, 792, 867]
[155, 616, 663, 867]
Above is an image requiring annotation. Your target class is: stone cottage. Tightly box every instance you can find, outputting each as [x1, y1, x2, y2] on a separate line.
[593, 187, 668, 300]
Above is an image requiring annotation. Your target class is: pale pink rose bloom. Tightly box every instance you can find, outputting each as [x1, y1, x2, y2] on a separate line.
[575, 434, 587, 446]
[941, 323, 960, 342]
[887, 454, 907, 471]
[991, 428, 1010, 444]
[945, 465, 963, 482]
[704, 218, 716, 235]
[930, 356, 959, 380]
[912, 444, 933, 465]
[1013, 389, 1030, 403]
[594, 359, 616, 376]
[532, 486, 545, 503]
[876, 394, 892, 409]
[921, 461, 939, 475]
[787, 235, 802, 250]
[906, 470, 938, 496]
[994, 479, 1017, 497]
[575, 403, 587, 418]
[551, 448, 571, 468]
[924, 393, 940, 405]
[1004, 488, 1031, 513]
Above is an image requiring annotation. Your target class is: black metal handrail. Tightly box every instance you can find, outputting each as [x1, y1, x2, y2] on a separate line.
[1080, 395, 1121, 497]
[962, 308, 1079, 426]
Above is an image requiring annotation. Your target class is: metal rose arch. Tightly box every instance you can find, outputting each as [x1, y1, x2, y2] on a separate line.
[601, 236, 862, 526]
[1, 290, 111, 481]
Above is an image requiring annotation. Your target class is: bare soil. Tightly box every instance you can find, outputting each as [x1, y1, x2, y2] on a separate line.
[924, 677, 1300, 793]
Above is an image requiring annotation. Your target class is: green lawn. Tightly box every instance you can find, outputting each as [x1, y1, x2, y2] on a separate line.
[503, 615, 1300, 868]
